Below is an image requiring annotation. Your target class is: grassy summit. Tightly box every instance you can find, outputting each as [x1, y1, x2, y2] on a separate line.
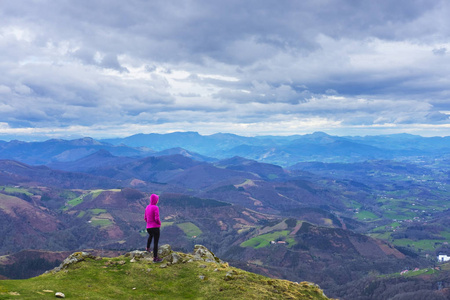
[0, 245, 330, 300]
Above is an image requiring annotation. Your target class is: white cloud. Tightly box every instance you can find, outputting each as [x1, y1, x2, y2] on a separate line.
[0, 0, 449, 139]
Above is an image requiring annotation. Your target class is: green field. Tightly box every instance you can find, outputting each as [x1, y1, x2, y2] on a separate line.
[63, 189, 119, 211]
[89, 209, 107, 215]
[161, 222, 174, 229]
[355, 210, 378, 220]
[240, 230, 296, 249]
[0, 186, 33, 196]
[177, 222, 202, 238]
[392, 238, 448, 251]
[90, 218, 112, 227]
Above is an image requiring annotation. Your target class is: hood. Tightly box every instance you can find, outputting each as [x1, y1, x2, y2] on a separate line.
[150, 194, 159, 205]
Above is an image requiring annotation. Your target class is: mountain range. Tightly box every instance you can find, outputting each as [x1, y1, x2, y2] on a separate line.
[1, 131, 450, 299]
[1, 131, 450, 166]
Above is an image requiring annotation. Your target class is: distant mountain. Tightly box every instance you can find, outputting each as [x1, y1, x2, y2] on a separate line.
[0, 137, 153, 165]
[101, 131, 265, 153]
[346, 133, 450, 152]
[0, 160, 120, 189]
[153, 147, 217, 162]
[47, 149, 139, 172]
[214, 156, 287, 180]
[2, 132, 450, 167]
[102, 131, 450, 165]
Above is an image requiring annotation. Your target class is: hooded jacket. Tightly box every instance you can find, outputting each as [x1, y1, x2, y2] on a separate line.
[145, 194, 161, 228]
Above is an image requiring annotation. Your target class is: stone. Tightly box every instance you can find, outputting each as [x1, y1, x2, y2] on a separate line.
[170, 252, 181, 264]
[158, 244, 172, 258]
[125, 250, 150, 260]
[199, 275, 206, 280]
[193, 245, 221, 263]
[50, 252, 97, 273]
[55, 292, 65, 298]
[225, 269, 238, 280]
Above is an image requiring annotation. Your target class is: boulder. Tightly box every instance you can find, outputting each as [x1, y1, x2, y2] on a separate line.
[158, 244, 172, 258]
[50, 252, 97, 273]
[193, 245, 222, 263]
[125, 250, 150, 260]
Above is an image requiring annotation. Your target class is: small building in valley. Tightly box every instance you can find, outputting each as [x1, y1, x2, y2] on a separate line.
[437, 254, 450, 262]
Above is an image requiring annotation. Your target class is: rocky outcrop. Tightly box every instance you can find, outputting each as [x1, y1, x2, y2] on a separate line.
[124, 244, 225, 266]
[48, 252, 98, 274]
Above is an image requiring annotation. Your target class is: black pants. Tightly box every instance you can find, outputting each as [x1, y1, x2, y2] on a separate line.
[146, 227, 160, 258]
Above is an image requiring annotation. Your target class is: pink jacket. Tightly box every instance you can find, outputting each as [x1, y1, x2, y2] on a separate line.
[145, 194, 161, 228]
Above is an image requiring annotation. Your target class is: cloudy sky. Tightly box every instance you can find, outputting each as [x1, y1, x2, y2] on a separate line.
[1, 0, 450, 140]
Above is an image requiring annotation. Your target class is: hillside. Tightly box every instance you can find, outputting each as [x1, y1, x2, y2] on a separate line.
[1, 134, 450, 299]
[333, 262, 450, 300]
[0, 245, 331, 300]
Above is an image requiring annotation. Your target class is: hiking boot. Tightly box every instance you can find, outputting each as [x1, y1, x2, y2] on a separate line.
[153, 257, 163, 263]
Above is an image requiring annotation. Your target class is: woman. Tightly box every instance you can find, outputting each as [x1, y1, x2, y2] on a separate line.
[145, 194, 162, 262]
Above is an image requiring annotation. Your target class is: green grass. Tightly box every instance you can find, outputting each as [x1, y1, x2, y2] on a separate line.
[0, 251, 329, 299]
[391, 238, 444, 251]
[63, 189, 121, 211]
[355, 210, 378, 220]
[77, 211, 86, 218]
[382, 267, 440, 279]
[0, 186, 33, 196]
[441, 231, 450, 240]
[65, 196, 84, 210]
[370, 232, 392, 240]
[240, 230, 294, 249]
[177, 222, 202, 238]
[161, 222, 174, 229]
[89, 209, 107, 215]
[90, 219, 112, 227]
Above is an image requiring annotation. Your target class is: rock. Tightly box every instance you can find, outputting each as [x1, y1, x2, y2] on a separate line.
[199, 275, 206, 280]
[125, 250, 150, 260]
[170, 252, 181, 264]
[158, 244, 172, 258]
[199, 264, 207, 268]
[225, 269, 238, 281]
[224, 272, 233, 281]
[193, 245, 222, 263]
[50, 252, 97, 273]
[55, 292, 65, 298]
